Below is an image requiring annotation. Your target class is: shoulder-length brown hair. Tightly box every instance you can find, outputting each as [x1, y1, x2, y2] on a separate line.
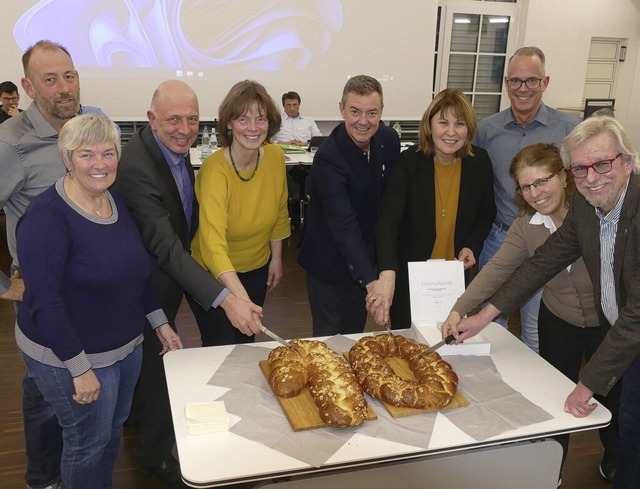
[510, 143, 574, 216]
[418, 89, 476, 159]
[217, 80, 282, 147]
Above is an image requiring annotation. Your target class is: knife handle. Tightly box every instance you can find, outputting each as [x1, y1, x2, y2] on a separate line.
[444, 334, 456, 344]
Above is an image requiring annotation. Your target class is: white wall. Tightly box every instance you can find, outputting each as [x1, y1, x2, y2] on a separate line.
[518, 0, 640, 149]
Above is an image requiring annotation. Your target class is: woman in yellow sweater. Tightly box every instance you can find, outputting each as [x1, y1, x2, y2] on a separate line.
[191, 80, 291, 346]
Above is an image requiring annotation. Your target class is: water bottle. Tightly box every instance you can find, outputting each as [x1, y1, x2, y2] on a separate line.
[200, 126, 212, 157]
[210, 124, 218, 149]
[201, 126, 211, 146]
[392, 121, 402, 140]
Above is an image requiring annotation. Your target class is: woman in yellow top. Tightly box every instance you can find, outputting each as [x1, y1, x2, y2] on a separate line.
[192, 80, 291, 346]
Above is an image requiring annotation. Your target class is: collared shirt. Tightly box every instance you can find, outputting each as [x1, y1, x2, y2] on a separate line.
[596, 179, 629, 326]
[273, 113, 321, 143]
[0, 102, 64, 295]
[152, 133, 192, 217]
[150, 133, 229, 308]
[474, 103, 579, 227]
[529, 212, 572, 273]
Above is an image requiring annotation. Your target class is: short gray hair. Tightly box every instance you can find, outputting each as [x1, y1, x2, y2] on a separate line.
[58, 114, 121, 166]
[560, 115, 640, 174]
[508, 46, 546, 71]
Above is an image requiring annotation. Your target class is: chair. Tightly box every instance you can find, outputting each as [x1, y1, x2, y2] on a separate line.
[308, 136, 327, 152]
[583, 99, 615, 119]
[287, 164, 312, 230]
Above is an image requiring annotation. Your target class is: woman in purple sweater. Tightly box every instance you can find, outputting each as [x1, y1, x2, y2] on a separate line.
[15, 114, 182, 489]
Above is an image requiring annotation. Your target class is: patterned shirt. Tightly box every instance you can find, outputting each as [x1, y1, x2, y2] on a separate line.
[596, 179, 629, 325]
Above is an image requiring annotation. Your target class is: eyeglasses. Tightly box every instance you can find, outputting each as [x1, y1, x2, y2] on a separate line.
[505, 77, 543, 90]
[566, 153, 622, 179]
[515, 171, 559, 194]
[1, 96, 19, 103]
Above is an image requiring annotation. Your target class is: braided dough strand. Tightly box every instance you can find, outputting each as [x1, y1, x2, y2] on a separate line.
[349, 334, 458, 409]
[267, 339, 368, 427]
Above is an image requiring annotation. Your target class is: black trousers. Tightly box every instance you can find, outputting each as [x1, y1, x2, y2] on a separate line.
[189, 262, 269, 347]
[129, 318, 178, 466]
[129, 282, 193, 466]
[306, 274, 367, 337]
[538, 300, 621, 468]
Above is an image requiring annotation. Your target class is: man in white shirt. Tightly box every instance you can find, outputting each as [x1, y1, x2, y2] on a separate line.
[274, 91, 322, 229]
[273, 91, 321, 146]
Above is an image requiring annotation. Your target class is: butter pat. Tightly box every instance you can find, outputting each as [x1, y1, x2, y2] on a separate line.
[185, 401, 229, 435]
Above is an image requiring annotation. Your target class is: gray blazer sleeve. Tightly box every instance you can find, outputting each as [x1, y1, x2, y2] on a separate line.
[114, 129, 226, 309]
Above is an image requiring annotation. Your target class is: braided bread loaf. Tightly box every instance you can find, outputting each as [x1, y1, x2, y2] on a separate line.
[267, 339, 368, 427]
[348, 334, 458, 409]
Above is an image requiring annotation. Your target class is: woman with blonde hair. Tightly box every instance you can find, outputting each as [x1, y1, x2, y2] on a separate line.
[16, 114, 181, 488]
[367, 88, 495, 328]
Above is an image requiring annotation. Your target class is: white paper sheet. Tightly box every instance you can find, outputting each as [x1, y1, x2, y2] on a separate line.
[408, 260, 465, 323]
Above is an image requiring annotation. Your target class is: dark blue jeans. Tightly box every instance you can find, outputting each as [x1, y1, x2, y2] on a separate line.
[615, 355, 640, 488]
[21, 345, 142, 489]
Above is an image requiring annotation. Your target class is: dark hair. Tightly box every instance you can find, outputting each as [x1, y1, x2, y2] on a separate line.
[218, 80, 282, 148]
[418, 89, 476, 159]
[282, 91, 301, 105]
[510, 143, 573, 216]
[22, 40, 73, 78]
[0, 81, 18, 95]
[340, 75, 383, 106]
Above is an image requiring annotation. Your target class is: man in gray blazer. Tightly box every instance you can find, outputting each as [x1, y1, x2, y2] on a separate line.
[443, 115, 639, 487]
[113, 80, 262, 483]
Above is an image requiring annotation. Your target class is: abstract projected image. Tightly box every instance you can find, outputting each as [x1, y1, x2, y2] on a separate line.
[9, 0, 433, 118]
[14, 0, 344, 74]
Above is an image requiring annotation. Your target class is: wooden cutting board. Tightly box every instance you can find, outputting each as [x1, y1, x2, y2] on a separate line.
[344, 353, 469, 418]
[259, 360, 377, 431]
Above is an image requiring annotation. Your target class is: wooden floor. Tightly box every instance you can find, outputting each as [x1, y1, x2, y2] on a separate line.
[0, 215, 611, 488]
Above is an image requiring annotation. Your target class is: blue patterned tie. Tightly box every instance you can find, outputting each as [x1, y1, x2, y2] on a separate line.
[178, 154, 194, 229]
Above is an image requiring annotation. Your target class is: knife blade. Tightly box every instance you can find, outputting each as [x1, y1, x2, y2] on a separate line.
[426, 334, 456, 353]
[384, 321, 391, 335]
[259, 324, 292, 348]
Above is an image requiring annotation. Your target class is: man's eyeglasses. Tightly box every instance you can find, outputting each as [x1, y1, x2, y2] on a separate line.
[505, 77, 543, 90]
[1, 96, 19, 103]
[566, 153, 622, 179]
[515, 171, 559, 194]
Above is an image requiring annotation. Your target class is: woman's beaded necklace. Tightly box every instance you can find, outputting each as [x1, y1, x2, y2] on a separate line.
[229, 143, 260, 182]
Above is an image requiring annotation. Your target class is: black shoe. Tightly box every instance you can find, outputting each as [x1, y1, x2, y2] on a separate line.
[599, 449, 617, 482]
[139, 454, 181, 484]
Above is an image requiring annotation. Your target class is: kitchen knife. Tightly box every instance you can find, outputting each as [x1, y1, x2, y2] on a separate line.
[426, 334, 456, 353]
[259, 324, 292, 348]
[384, 321, 391, 335]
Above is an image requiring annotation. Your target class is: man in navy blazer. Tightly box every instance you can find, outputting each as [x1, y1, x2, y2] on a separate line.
[444, 116, 640, 487]
[113, 80, 262, 482]
[298, 75, 400, 337]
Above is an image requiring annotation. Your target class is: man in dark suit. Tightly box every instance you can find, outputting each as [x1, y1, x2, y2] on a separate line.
[297, 75, 400, 337]
[443, 116, 639, 488]
[113, 80, 262, 483]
